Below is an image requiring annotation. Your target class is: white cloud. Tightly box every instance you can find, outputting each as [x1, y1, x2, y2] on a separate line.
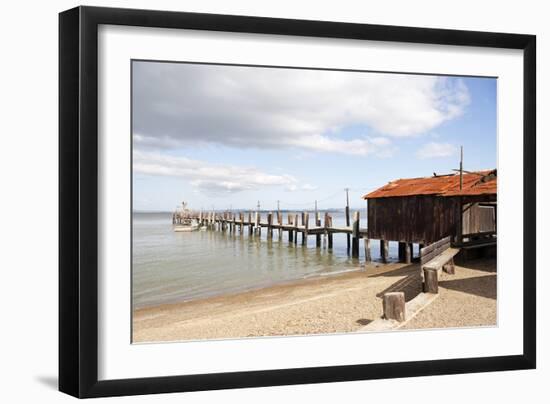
[133, 62, 470, 156]
[287, 135, 392, 156]
[133, 151, 297, 195]
[285, 183, 319, 192]
[416, 142, 458, 159]
[301, 183, 318, 191]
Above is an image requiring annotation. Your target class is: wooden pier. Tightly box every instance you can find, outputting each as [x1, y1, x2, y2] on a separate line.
[174, 209, 373, 260]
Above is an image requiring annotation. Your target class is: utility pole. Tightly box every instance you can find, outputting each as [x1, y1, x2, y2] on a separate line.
[460, 146, 464, 191]
[257, 200, 261, 211]
[314, 200, 318, 215]
[345, 188, 350, 253]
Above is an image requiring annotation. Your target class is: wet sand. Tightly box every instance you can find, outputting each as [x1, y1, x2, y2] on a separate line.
[133, 258, 496, 343]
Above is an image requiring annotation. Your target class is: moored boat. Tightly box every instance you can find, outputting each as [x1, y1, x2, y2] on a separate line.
[173, 201, 200, 232]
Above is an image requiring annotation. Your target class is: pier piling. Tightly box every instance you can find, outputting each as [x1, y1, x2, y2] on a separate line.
[267, 212, 273, 239]
[352, 211, 360, 258]
[325, 212, 333, 250]
[405, 243, 412, 264]
[380, 240, 389, 263]
[316, 212, 322, 248]
[288, 214, 294, 242]
[302, 212, 309, 245]
[364, 238, 371, 262]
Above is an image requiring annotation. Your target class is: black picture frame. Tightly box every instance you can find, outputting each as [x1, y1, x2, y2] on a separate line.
[59, 6, 536, 398]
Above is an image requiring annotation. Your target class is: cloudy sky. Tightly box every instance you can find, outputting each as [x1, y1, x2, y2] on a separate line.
[132, 61, 496, 212]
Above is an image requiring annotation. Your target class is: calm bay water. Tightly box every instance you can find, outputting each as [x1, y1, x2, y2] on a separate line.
[132, 211, 401, 309]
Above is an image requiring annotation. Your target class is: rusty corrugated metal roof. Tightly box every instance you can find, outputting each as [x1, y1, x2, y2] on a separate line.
[363, 170, 497, 199]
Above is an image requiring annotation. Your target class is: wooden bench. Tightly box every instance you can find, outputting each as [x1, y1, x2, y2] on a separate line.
[420, 236, 460, 293]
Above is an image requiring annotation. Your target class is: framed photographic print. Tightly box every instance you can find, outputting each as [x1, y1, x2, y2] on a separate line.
[59, 6, 536, 398]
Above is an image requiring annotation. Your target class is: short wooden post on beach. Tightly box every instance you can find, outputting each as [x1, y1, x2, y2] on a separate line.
[364, 238, 371, 262]
[423, 268, 439, 293]
[383, 292, 406, 322]
[302, 212, 309, 245]
[248, 212, 253, 235]
[351, 211, 360, 258]
[380, 240, 389, 263]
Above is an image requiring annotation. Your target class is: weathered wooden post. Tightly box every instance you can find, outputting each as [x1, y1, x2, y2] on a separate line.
[383, 292, 406, 322]
[293, 214, 299, 244]
[248, 212, 253, 235]
[257, 212, 262, 236]
[315, 211, 322, 248]
[351, 211, 360, 258]
[302, 212, 309, 245]
[325, 212, 333, 250]
[398, 242, 405, 261]
[380, 240, 389, 263]
[239, 212, 243, 233]
[288, 214, 294, 242]
[405, 243, 412, 264]
[277, 211, 283, 239]
[267, 212, 273, 239]
[345, 188, 350, 253]
[443, 259, 456, 275]
[423, 268, 438, 293]
[364, 238, 371, 262]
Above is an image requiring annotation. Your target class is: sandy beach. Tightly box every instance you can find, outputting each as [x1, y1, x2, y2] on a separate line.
[133, 258, 496, 343]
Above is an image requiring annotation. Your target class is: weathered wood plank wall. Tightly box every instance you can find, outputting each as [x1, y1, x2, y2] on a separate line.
[367, 195, 495, 244]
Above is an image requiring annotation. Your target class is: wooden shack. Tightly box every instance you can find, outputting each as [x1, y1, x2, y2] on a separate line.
[363, 170, 497, 249]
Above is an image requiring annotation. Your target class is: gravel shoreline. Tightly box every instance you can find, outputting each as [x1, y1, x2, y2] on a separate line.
[133, 258, 496, 343]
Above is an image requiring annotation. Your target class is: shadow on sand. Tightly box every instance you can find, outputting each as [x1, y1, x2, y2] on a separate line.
[439, 274, 496, 300]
